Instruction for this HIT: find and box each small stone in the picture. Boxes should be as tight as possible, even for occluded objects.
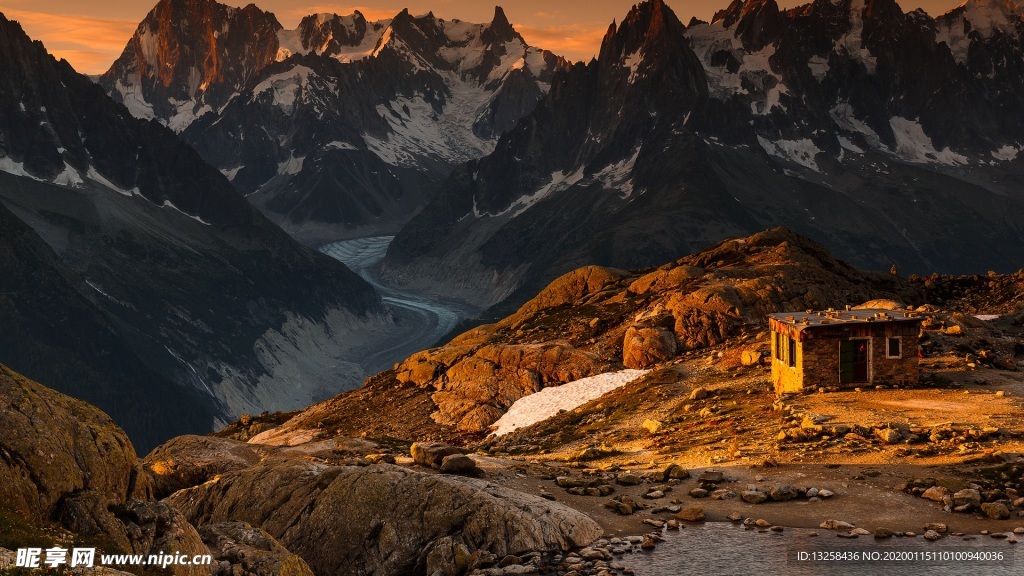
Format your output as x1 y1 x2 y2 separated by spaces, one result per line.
851 528 871 536
689 488 709 498
874 528 894 539
769 485 798 502
616 473 642 486
741 490 768 504
676 507 706 522
641 535 656 549
818 489 835 498
820 520 855 530
643 490 665 499
924 530 942 541
697 470 725 484
924 523 947 534
754 519 772 528
953 488 982 509
921 486 950 502
642 419 663 434
690 387 709 400
982 502 1011 520
726 512 743 522
711 489 736 500
770 525 784 532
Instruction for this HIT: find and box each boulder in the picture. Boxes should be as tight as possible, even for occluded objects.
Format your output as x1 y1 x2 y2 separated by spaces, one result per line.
200 522 314 576
740 350 762 366
0 365 150 519
168 461 602 576
439 454 478 476
952 489 982 509
622 327 677 369
411 442 463 469
653 464 689 482
741 490 768 504
769 485 798 502
676 507 706 522
921 486 950 502
143 435 265 498
981 502 1011 520
874 428 902 444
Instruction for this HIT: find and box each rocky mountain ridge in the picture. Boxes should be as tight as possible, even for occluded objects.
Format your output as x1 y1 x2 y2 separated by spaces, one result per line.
382 0 1024 311
0 12 386 450
102 0 567 242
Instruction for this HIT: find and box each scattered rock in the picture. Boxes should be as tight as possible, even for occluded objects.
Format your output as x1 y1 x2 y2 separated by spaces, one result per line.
874 528 894 539
741 490 768 504
769 485 798 502
952 489 982 509
641 419 663 434
676 507 706 522
981 502 1011 520
921 486 950 502
689 387 709 401
439 454 479 476
410 442 462 469
820 520 855 530
924 530 943 541
623 327 678 369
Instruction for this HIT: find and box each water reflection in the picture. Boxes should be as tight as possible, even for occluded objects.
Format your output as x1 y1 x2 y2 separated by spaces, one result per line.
622 523 1019 576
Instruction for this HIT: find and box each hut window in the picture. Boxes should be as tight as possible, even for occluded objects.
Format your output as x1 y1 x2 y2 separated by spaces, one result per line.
887 337 902 359
788 338 797 368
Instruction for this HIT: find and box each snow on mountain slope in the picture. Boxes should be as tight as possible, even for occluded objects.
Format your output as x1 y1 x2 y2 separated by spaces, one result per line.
105 2 569 242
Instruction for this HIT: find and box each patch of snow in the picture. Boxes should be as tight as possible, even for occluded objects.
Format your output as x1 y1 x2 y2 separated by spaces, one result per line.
161 200 211 225
52 162 83 187
838 136 865 154
220 166 242 181
991 144 1020 160
86 166 137 196
685 23 787 114
624 49 643 83
888 117 967 165
835 0 878 74
252 66 323 114
830 102 883 148
490 369 649 436
277 155 305 175
114 78 155 120
474 166 586 219
0 156 43 181
593 147 641 198
757 136 822 172
325 141 357 150
937 0 1023 64
808 55 830 80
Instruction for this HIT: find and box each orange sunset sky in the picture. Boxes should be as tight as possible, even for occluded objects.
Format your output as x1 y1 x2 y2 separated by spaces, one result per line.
0 0 966 75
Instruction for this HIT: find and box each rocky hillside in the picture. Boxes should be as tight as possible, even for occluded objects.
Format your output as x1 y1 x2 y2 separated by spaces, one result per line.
0 12 386 450
232 228 920 444
382 0 1024 310
102 0 567 242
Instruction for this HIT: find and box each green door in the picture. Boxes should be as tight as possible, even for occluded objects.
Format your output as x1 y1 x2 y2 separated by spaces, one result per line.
840 341 854 384
840 339 869 384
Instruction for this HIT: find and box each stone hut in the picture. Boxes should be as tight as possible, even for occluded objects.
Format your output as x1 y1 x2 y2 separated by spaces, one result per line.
768 308 922 395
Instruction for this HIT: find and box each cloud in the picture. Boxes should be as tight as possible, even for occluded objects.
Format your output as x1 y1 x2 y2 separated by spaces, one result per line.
1 8 137 74
514 22 610 62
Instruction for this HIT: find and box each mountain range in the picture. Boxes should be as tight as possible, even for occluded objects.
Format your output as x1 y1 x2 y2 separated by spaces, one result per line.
101 0 566 242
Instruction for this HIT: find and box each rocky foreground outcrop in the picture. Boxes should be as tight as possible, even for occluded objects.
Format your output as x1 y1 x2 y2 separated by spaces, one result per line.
168 461 602 576
0 364 150 518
